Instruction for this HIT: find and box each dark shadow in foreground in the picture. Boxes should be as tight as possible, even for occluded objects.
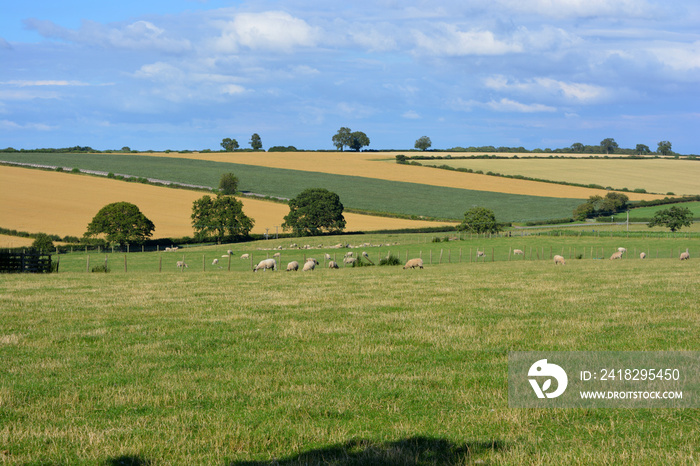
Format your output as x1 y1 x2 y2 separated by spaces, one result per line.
104 455 152 466
231 436 508 466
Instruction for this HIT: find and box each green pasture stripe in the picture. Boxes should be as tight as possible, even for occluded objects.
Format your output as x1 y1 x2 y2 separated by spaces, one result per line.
1 153 582 222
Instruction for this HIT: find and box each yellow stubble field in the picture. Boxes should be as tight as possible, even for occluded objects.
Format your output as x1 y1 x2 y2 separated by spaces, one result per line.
139 151 665 201
0 166 455 246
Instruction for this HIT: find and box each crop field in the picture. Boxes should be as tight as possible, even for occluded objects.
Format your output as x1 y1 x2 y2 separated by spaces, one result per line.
1 233 698 464
0 166 454 246
611 201 700 221
0 155 587 223
418 157 700 196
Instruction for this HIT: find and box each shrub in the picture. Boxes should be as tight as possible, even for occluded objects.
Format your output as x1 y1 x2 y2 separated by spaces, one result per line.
91 264 110 273
379 254 401 266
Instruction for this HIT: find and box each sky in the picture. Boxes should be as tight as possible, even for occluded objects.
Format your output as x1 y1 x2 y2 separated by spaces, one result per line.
1 0 700 153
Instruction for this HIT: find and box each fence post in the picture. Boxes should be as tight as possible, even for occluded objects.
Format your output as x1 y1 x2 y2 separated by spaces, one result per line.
228 254 231 271
124 255 127 273
86 255 90 273
159 255 162 272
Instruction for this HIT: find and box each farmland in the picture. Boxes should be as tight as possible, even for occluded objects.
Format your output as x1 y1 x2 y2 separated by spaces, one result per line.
0 166 455 245
1 236 698 464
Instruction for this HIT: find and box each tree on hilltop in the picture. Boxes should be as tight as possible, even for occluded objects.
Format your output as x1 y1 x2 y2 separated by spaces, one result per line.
84 202 155 248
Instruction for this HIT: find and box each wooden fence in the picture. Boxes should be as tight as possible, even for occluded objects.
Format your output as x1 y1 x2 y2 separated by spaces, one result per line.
0 251 54 273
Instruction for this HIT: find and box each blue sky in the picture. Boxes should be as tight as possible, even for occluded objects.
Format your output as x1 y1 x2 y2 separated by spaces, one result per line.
2 0 699 153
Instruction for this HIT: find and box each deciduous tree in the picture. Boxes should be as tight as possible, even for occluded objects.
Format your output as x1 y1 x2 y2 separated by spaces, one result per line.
84 202 155 248
250 133 263 150
415 136 432 151
218 173 239 195
458 207 501 234
647 206 693 232
657 140 672 156
282 188 346 236
221 138 239 151
191 195 254 243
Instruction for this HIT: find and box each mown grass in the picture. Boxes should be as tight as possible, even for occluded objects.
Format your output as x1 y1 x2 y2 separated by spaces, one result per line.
0 153 582 222
1 237 698 464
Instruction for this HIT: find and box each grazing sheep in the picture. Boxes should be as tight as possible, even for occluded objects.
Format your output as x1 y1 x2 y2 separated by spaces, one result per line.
240 253 250 260
403 258 424 269
227 249 233 255
328 261 339 269
306 258 319 265
610 251 623 260
253 258 277 272
273 252 281 258
165 246 178 252
343 257 357 265
553 255 566 265
212 258 219 265
513 249 524 255
324 253 332 260
302 260 316 271
286 261 299 271
344 251 353 258
176 260 188 268
680 249 690 260
640 252 647 259
617 247 627 253
222 254 230 258
361 251 374 264
477 251 485 258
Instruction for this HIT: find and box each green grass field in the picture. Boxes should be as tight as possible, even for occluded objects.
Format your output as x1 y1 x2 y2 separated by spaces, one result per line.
0 153 582 222
1 234 698 464
616 201 700 221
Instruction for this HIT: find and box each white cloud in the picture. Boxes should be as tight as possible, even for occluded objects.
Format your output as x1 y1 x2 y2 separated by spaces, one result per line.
648 41 700 71
412 25 522 56
484 75 609 103
1 80 90 87
213 11 320 53
487 98 557 113
0 119 54 131
494 0 655 19
402 110 420 119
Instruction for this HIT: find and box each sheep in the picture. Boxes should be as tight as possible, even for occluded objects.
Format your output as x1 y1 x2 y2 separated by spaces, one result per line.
273 252 281 258
640 252 647 259
165 246 178 252
680 249 690 261
343 257 357 265
617 247 627 253
302 260 316 271
553 255 566 265
513 249 524 255
286 261 299 271
253 258 277 272
176 260 188 268
212 258 219 265
361 251 374 264
227 249 233 255
610 251 623 260
403 258 424 269
222 254 230 258
328 260 339 269
477 251 485 258
344 251 354 258
306 258 319 265
324 253 332 261
240 253 250 260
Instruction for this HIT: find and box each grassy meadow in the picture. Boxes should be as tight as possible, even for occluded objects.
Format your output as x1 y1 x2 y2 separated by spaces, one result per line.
1 235 698 464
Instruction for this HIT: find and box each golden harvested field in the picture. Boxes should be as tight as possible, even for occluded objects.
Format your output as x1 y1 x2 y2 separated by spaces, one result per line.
141 151 664 201
0 166 455 246
0 234 34 248
423 157 700 196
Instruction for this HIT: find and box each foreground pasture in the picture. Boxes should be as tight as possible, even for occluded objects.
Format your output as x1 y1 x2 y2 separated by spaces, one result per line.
1 257 698 464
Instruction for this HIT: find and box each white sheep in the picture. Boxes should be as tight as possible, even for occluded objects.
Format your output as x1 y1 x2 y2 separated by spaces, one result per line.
513 249 524 255
324 253 332 261
640 252 647 259
253 258 277 272
212 258 219 265
680 249 690 261
344 251 353 258
302 260 316 271
286 261 299 271
553 255 566 265
618 247 627 253
273 252 281 258
306 258 319 265
477 251 485 258
403 258 424 269
328 260 339 269
343 257 357 266
610 251 623 260
240 253 249 260
227 249 233 255
361 251 374 264
176 260 188 268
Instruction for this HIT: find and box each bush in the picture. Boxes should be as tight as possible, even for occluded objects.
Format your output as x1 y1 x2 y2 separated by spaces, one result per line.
379 254 401 266
91 264 110 273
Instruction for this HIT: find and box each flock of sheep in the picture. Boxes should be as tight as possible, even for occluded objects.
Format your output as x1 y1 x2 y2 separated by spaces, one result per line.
553 247 690 265
173 243 691 270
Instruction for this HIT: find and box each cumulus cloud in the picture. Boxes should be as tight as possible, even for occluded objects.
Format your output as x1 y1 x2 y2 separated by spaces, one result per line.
212 11 320 53
23 18 191 53
412 25 522 56
484 75 609 103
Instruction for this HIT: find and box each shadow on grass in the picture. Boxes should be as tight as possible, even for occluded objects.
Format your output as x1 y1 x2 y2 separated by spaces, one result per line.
231 436 508 466
104 456 152 466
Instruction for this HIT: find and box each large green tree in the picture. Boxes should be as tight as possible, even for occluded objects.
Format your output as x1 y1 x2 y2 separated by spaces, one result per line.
647 206 693 232
573 192 628 220
657 140 673 156
415 136 432 151
282 188 346 236
191 195 254 243
600 138 618 154
332 127 352 151
250 133 263 150
348 131 370 151
458 207 501 234
84 202 155 247
221 138 239 151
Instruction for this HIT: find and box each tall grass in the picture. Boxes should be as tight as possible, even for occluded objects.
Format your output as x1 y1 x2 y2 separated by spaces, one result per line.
1 250 698 464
